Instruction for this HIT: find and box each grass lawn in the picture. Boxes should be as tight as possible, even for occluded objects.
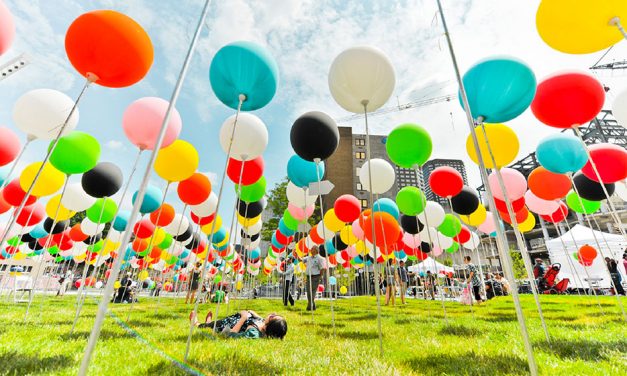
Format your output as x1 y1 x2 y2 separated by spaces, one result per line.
0 293 625 375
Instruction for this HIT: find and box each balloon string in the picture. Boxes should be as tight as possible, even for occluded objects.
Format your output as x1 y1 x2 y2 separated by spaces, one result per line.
541 217 583 297
303 187 315 323
445 197 474 317
550 209 588 296
0 139 32 190
610 17 627 40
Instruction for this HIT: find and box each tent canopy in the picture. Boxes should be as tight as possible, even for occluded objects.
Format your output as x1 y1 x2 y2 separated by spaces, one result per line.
409 257 454 274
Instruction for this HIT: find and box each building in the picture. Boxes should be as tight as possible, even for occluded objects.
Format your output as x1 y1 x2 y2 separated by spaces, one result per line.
421 158 468 209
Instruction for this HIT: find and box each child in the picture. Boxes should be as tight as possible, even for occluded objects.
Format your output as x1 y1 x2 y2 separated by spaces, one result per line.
191 309 287 339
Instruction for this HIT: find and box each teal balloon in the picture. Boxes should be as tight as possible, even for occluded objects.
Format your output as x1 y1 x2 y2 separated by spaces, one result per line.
287 154 324 188
279 218 295 237
209 41 279 111
0 168 8 187
212 228 227 244
113 210 130 231
86 198 117 223
323 240 337 256
249 248 260 259
30 225 47 239
385 123 432 168
536 133 588 174
271 233 284 249
329 276 337 286
235 176 266 203
438 214 462 237
132 185 162 214
460 56 536 123
373 198 399 220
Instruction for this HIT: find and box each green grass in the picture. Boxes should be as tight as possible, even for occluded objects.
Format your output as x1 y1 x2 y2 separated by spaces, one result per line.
0 293 626 375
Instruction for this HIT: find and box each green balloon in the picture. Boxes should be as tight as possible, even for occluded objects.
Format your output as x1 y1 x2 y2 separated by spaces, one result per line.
158 233 173 249
235 176 266 203
54 255 64 263
48 245 60 255
88 240 104 254
385 123 432 168
407 255 417 261
438 214 462 237
445 242 459 253
572 252 579 261
396 186 426 216
213 274 222 284
566 191 600 214
283 209 299 231
7 237 22 247
87 198 117 223
167 255 178 265
137 248 150 257
49 131 101 175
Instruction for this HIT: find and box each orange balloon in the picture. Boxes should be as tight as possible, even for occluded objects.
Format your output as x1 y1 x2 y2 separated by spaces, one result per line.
177 173 212 206
309 226 324 244
149 247 162 259
150 203 175 227
578 244 597 261
132 238 148 253
363 212 400 249
69 223 88 242
65 10 153 88
528 167 571 200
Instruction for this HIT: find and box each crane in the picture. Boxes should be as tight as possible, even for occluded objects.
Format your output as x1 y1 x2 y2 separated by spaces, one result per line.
336 93 455 123
0 53 30 82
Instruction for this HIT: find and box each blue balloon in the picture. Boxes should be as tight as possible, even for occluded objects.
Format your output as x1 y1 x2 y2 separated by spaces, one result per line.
329 276 337 286
132 185 162 214
324 240 337 256
180 249 190 259
209 41 279 111
173 274 179 282
287 155 325 188
0 168 8 187
30 225 48 239
459 56 536 123
249 248 260 260
536 133 588 174
123 247 134 261
271 233 284 249
373 198 400 220
113 210 131 232
395 250 407 260
278 218 295 237
212 228 227 244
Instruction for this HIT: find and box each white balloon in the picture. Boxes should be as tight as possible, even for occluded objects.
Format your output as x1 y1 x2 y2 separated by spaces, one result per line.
190 192 218 217
107 230 123 242
286 181 317 207
81 218 103 236
246 238 261 251
152 260 166 271
13 89 79 139
62 183 96 212
164 214 190 235
359 158 395 194
463 232 481 250
437 232 454 249
524 190 559 215
612 88 627 129
316 221 336 240
242 220 262 235
615 179 627 202
335 251 345 264
219 113 268 161
170 246 185 256
417 201 445 227
328 46 396 113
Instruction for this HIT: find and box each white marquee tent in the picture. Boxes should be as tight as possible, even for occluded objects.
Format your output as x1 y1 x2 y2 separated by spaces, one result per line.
545 225 627 289
409 257 454 274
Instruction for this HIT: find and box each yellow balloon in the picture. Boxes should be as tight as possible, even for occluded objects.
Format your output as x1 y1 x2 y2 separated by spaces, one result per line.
299 263 306 271
355 241 367 255
460 204 487 227
14 252 26 261
138 270 149 281
151 228 166 247
323 209 345 232
154 140 199 182
536 0 627 54
518 212 536 233
114 280 121 289
339 225 358 245
20 162 65 197
238 214 260 227
236 281 243 290
103 241 120 254
215 232 230 248
466 123 519 169
196 250 207 260
201 215 223 235
74 253 86 262
45 195 75 221
339 286 348 294
160 251 171 260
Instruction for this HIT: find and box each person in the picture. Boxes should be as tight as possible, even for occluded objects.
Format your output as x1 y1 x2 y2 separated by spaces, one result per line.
425 271 436 300
191 309 287 339
384 261 397 306
495 273 509 296
606 257 626 296
623 252 627 276
282 256 295 307
302 246 325 311
185 262 202 304
211 286 229 303
397 260 409 304
533 258 546 279
113 272 133 303
464 256 483 303
485 273 503 299
56 269 73 296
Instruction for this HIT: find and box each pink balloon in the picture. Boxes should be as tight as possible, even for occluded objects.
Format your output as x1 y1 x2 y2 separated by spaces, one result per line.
345 245 358 258
351 219 364 240
431 246 443 257
0 1 15 56
0 127 21 167
524 190 559 215
287 203 314 221
488 168 527 201
478 212 496 234
402 232 421 249
122 97 182 150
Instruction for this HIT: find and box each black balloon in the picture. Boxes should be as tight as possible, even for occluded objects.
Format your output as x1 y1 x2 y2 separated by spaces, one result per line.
29 240 44 251
318 244 327 257
419 241 432 253
84 233 102 244
451 186 480 215
43 218 69 234
20 233 35 243
240 229 260 242
184 233 201 250
573 173 615 201
290 111 339 161
237 198 265 218
332 234 348 251
400 214 424 235
81 162 123 198
174 226 193 242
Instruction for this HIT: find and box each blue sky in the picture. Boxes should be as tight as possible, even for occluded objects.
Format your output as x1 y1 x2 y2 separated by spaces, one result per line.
1 0 626 225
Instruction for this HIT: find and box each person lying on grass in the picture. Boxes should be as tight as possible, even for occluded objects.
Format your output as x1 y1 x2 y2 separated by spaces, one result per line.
190 309 287 339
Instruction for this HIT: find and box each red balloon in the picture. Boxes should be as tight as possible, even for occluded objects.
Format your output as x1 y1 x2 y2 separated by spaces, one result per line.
453 225 471 244
494 196 526 213
275 230 291 246
150 203 175 227
334 194 361 223
2 179 36 206
69 223 88 242
0 127 21 167
133 218 155 239
309 227 324 245
429 166 463 198
15 202 44 226
499 208 529 225
192 241 207 255
149 247 161 259
528 167 571 200
531 72 604 128
190 212 215 226
58 237 74 251
226 156 264 186
580 143 627 184
415 250 428 261
363 212 401 249
104 269 111 280
177 173 211 206
540 201 568 223
132 238 149 253
0 193 10 214
38 235 57 249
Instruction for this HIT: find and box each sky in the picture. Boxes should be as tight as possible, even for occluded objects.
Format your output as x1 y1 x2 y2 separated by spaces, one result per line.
1 0 626 226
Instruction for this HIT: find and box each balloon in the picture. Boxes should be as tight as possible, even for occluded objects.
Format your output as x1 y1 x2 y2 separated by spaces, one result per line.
132 185 162 214
362 212 400 249
15 203 44 227
2 179 36 206
0 194 11 214
540 202 569 223
65 10 153 87
49 131 100 175
536 133 588 174
334 195 361 223
531 72 604 128
573 173 615 201
112 211 130 232
286 182 317 207
373 198 400 220
328 46 395 113
287 155 324 188
290 111 339 161
445 242 459 254
190 192 218 217
499 207 529 226
219 113 268 161
478 212 496 234
339 286 348 294
227 156 264 186
488 168 527 201
417 201 445 227
528 167 571 200
69 223 88 242
237 198 265 219
566 191 601 214
322 209 344 232
386 123 432 168
287 203 314 222
13 89 79 140
81 162 123 198
0 0 15 55
81 218 103 236
536 0 627 54
450 187 479 216
61 183 95 211
466 123 519 169
459 204 487 227
438 214 462 237
122 97 181 150
525 190 559 215
396 187 426 216
359 158 395 194
400 214 423 235
235 176 266 203
339 225 358 245
20 162 65 197
164 214 190 235
86 198 117 223
613 88 627 129
155 140 198 182
518 214 536 233
453 226 471 244
495 198 526 218
580 143 627 184
209 41 279 111
428 166 463 198
177 173 211 206
578 244 598 261
133 218 155 239
0 127 20 166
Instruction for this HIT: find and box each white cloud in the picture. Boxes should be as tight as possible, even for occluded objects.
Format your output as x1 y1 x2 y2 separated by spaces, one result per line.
105 140 124 150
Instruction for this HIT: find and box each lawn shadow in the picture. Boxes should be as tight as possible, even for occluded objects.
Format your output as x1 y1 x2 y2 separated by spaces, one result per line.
0 352 71 374
59 329 121 341
479 313 516 323
404 352 528 375
146 360 196 376
192 352 281 376
341 313 378 321
317 328 379 340
536 339 627 361
438 324 481 337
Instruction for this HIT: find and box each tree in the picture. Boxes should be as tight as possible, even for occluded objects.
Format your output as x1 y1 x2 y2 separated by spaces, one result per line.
510 250 527 279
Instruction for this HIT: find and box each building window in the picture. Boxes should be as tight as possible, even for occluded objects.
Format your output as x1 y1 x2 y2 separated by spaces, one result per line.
356 167 361 176
356 183 363 190
355 152 365 159
355 139 365 146
361 199 368 208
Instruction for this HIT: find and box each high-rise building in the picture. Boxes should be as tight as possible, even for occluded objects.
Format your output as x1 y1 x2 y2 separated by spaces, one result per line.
421 159 468 208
